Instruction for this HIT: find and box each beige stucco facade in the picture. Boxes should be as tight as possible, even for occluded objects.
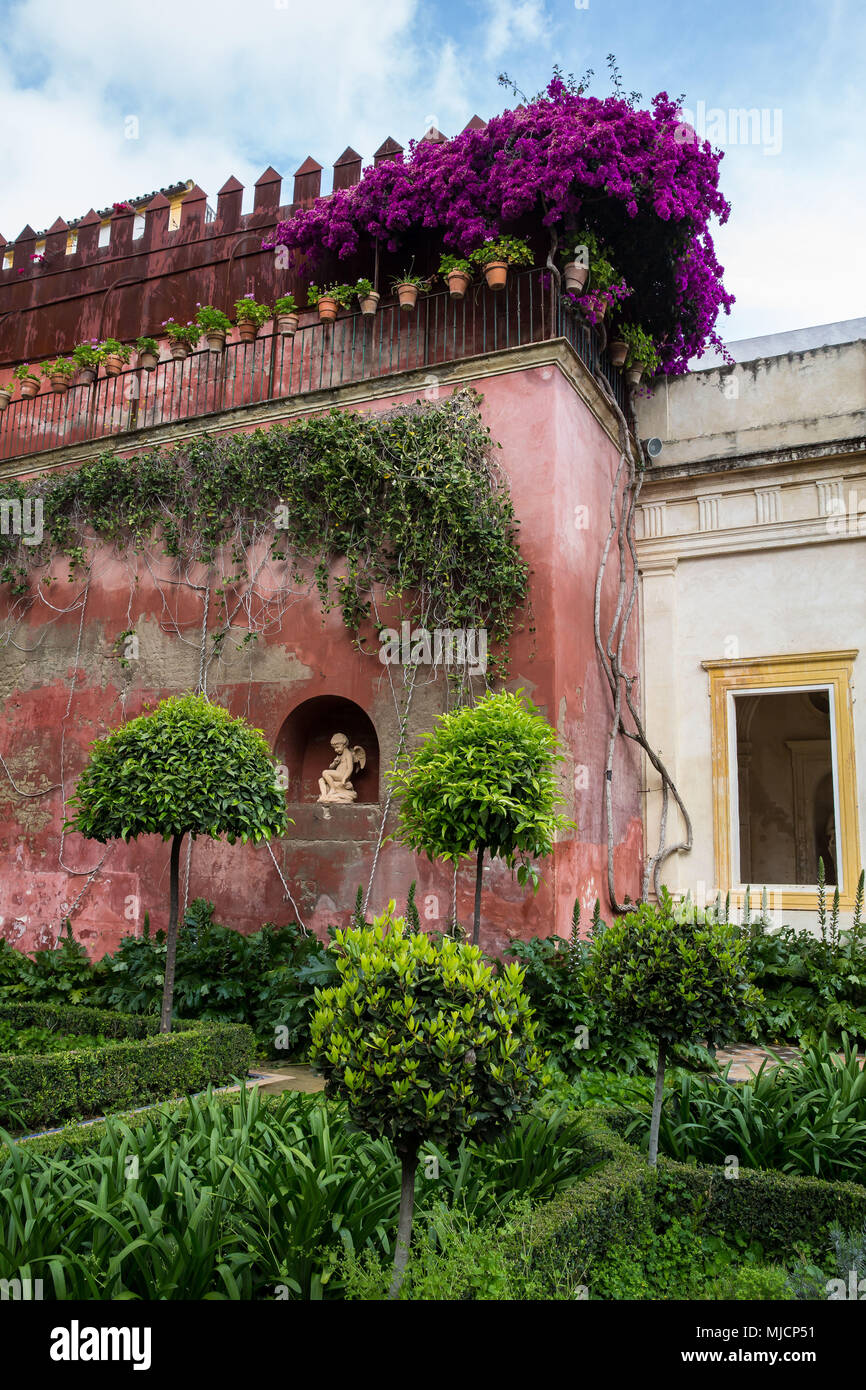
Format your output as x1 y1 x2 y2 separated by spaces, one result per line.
635 321 866 929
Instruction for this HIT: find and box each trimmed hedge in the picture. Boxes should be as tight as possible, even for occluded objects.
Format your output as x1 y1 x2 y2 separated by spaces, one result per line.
520 1109 866 1288
0 1002 255 1132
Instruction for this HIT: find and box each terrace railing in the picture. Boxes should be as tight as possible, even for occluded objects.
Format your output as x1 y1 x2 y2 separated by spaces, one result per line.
0 270 630 465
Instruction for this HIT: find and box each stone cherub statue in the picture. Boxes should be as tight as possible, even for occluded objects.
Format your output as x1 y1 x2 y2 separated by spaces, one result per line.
317 732 366 804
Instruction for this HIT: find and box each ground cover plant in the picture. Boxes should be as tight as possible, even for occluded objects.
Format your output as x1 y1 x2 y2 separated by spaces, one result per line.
0 1087 596 1300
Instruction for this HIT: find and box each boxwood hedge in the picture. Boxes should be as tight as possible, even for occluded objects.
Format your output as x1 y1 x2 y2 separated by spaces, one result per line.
522 1109 866 1289
0 1002 255 1132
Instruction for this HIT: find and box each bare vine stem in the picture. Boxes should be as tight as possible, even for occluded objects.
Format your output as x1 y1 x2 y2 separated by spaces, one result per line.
589 347 693 907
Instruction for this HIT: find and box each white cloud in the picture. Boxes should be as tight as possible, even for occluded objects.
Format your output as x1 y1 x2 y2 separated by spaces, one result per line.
0 0 477 234
481 0 551 65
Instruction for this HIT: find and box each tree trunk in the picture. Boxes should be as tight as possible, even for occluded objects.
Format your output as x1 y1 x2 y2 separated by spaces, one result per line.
472 847 484 946
159 832 184 1034
388 1146 419 1300
648 1037 667 1167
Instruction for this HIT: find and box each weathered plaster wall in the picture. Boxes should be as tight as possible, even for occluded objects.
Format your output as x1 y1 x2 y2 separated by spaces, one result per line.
0 352 642 957
635 326 866 930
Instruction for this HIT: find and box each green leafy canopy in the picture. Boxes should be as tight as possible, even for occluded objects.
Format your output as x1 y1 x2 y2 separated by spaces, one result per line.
388 689 572 882
66 693 289 845
584 888 763 1049
310 904 543 1155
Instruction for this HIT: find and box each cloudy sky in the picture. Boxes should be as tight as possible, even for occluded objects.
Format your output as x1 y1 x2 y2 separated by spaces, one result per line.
2 0 864 343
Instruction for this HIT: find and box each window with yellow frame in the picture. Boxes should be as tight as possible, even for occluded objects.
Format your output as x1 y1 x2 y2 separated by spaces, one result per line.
703 651 861 910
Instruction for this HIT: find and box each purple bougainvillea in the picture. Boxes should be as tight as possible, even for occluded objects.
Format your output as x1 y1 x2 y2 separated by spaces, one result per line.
266 76 734 373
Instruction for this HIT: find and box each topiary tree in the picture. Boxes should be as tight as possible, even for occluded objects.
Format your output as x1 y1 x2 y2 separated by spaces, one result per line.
309 903 543 1297
584 889 762 1165
389 689 571 945
67 693 289 1033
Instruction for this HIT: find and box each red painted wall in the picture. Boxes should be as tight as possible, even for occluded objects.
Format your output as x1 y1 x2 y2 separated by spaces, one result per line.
0 361 641 958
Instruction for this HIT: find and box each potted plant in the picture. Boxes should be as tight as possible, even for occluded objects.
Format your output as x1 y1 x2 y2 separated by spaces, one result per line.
620 323 661 387
608 331 628 368
469 236 533 291
438 254 473 300
0 380 14 411
195 305 232 352
42 357 77 394
354 278 380 317
233 295 272 343
99 339 132 377
274 294 300 335
391 271 431 312
71 341 101 386
136 336 160 371
306 283 354 324
560 228 600 293
13 363 41 399
162 319 200 361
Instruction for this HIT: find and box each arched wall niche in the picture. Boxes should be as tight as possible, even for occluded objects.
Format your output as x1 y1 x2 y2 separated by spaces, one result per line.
275 695 380 804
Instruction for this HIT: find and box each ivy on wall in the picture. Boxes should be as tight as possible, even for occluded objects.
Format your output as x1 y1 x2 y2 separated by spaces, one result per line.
0 389 528 676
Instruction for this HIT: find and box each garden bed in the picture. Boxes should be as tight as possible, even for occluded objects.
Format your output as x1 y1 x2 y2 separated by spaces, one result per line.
0 1001 254 1132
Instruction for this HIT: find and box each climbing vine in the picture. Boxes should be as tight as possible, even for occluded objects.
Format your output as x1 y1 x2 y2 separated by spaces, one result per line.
0 389 528 679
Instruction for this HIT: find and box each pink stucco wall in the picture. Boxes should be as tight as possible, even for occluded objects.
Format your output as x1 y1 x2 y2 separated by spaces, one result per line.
0 358 642 958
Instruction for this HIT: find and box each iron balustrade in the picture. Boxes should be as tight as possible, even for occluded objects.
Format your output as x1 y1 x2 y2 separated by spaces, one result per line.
0 270 631 464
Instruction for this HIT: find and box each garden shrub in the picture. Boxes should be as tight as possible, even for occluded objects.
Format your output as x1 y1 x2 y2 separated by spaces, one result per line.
0 1002 254 1131
310 903 544 1294
0 902 338 1057
583 889 762 1163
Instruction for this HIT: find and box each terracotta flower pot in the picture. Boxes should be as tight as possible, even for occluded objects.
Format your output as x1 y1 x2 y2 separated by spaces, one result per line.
138 352 159 371
317 297 339 323
608 339 628 368
563 261 589 293
277 313 300 335
625 365 644 388
206 330 226 352
237 321 259 343
482 261 509 291
396 282 420 311
50 375 70 394
77 366 97 386
0 389 12 411
20 377 40 398
358 292 380 317
103 353 124 377
445 269 472 300
169 341 191 361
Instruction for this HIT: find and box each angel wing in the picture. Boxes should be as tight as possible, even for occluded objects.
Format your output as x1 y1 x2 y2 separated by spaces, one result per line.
352 745 367 771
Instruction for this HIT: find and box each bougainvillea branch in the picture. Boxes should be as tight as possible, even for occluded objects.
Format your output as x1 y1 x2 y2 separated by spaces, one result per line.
267 74 734 372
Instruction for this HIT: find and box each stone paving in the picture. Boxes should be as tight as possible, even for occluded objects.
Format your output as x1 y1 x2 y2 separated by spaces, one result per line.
712 1043 803 1080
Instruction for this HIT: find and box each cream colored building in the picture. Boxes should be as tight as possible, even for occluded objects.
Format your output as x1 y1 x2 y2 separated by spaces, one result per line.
635 320 866 928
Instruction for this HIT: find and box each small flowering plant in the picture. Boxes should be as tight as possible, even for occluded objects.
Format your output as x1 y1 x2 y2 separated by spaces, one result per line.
438 253 473 277
112 201 134 214
136 336 160 356
233 295 272 327
274 293 298 315
353 278 375 301
98 338 132 362
574 280 632 326
469 236 533 269
161 318 200 347
72 341 101 370
619 323 660 374
42 357 77 379
13 363 40 384
306 283 354 309
194 305 232 334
